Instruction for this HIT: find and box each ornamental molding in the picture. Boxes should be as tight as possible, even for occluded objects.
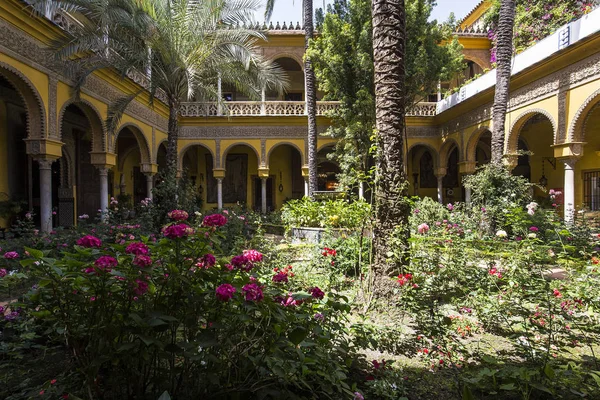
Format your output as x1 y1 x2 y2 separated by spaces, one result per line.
179 125 328 138
0 19 168 133
442 51 600 136
407 126 440 137
569 87 600 142
506 108 558 152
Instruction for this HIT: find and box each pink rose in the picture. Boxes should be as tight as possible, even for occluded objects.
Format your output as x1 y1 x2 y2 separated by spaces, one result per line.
216 284 236 302
77 235 102 248
203 214 227 227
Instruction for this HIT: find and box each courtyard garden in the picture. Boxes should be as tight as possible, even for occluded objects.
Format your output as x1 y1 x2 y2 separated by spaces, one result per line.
1 165 599 400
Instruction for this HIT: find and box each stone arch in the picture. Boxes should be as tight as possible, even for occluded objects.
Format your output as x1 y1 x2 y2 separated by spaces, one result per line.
317 142 336 153
465 125 492 162
178 143 216 171
407 143 440 168
568 88 600 143
155 139 168 164
267 142 305 165
507 108 557 153
0 61 47 140
221 143 260 168
271 53 304 69
59 147 74 188
114 123 152 165
58 99 106 152
439 138 460 169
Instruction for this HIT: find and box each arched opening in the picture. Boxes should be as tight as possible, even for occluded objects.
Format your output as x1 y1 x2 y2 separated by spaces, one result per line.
180 145 213 209
510 112 562 202
157 142 168 172
407 145 437 199
442 59 485 93
475 130 492 166
0 74 46 227
218 144 259 209
59 103 103 223
443 148 460 202
269 57 305 101
317 145 341 191
115 127 145 206
578 103 600 212
268 144 304 207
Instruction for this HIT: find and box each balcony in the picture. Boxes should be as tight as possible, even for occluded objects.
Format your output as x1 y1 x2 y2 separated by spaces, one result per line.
179 101 437 117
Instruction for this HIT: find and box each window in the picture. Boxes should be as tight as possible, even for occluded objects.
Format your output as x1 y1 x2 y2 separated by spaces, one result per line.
284 93 302 101
583 170 600 211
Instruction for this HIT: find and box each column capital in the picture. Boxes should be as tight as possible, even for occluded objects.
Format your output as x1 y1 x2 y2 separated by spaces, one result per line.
560 156 580 169
95 166 109 176
553 142 585 160
90 152 117 168
458 161 477 175
213 168 226 179
434 167 447 178
503 154 519 171
37 158 56 170
24 138 63 158
258 167 270 178
301 166 309 177
141 163 159 175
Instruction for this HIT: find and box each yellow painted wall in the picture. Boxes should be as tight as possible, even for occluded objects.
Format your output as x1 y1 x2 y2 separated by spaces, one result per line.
519 119 563 199
269 145 295 209
116 150 141 200
0 100 8 228
576 110 600 208
222 145 258 209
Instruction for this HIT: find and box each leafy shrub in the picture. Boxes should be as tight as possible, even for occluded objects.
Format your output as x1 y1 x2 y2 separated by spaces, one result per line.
281 198 371 229
0 212 356 399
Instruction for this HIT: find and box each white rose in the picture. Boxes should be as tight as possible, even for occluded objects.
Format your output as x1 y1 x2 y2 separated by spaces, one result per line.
496 230 507 238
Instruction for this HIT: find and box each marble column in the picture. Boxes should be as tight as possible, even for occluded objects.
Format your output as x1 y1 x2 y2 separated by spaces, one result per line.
436 176 444 204
261 177 268 214
304 177 309 197
563 158 578 223
145 174 154 200
217 178 223 210
358 181 364 200
38 159 54 234
465 187 472 205
98 167 109 219
261 87 266 115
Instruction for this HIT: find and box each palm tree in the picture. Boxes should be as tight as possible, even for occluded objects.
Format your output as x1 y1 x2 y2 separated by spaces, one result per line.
265 0 319 196
491 0 516 164
32 0 287 173
371 0 411 294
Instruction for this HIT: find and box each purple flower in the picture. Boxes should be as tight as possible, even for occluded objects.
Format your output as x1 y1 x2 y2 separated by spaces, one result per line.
216 284 236 302
309 286 325 300
229 255 254 272
77 235 102 248
447 203 454 211
196 253 216 269
168 209 189 221
203 214 227 227
162 223 194 239
126 242 149 256
243 249 263 263
0 269 7 278
242 283 264 302
133 279 149 295
3 251 19 259
133 255 152 268
94 256 118 272
529 226 539 232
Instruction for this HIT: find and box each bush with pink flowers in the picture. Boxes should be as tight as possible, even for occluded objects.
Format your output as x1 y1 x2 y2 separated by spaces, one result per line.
0 211 355 399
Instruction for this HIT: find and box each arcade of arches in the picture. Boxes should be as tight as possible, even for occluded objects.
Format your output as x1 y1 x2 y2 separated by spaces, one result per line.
2 0 600 234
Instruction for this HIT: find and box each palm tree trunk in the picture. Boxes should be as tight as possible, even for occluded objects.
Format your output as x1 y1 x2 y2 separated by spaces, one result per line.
166 102 179 176
372 0 410 295
491 0 516 164
304 0 318 196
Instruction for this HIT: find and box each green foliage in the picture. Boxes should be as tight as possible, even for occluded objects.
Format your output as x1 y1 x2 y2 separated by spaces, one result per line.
281 198 371 229
485 0 599 54
0 217 356 399
464 163 534 233
309 0 464 190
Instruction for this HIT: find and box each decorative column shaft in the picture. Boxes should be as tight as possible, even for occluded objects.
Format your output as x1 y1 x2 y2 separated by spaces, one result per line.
562 158 578 223
38 159 54 234
261 87 266 115
261 177 268 214
304 177 309 197
437 176 444 204
98 168 109 219
217 178 223 210
465 187 472 205
358 181 364 200
145 174 154 200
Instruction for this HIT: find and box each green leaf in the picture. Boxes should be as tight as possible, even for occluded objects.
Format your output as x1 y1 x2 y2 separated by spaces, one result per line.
25 247 44 259
157 391 171 400
499 383 516 391
544 363 555 380
462 385 475 400
288 327 308 345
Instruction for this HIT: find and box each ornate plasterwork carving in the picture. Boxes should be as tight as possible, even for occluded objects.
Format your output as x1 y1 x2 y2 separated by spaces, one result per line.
507 108 558 152
0 60 47 140
58 98 106 152
569 87 600 142
48 75 58 138
0 18 168 134
179 125 328 138
407 126 440 137
215 139 221 167
442 51 600 137
260 139 266 166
